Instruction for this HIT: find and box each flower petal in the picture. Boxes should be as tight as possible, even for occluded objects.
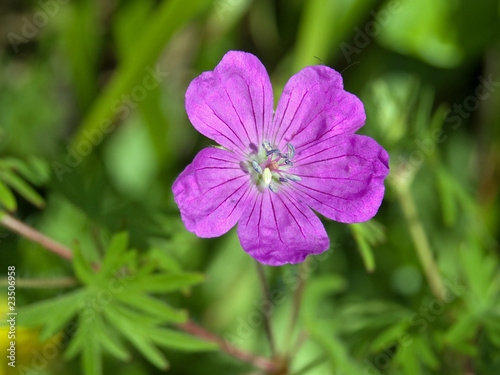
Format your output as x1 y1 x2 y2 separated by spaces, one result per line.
172 147 255 237
185 51 274 154
237 190 329 265
292 134 389 223
271 65 365 150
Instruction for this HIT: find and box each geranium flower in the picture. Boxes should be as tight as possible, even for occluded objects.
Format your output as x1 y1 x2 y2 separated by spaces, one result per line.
173 51 389 266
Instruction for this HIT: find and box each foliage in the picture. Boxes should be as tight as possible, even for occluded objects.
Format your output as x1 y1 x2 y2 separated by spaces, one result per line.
1 0 499 374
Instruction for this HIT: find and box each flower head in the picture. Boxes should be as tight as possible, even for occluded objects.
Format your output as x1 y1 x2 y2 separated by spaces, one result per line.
173 51 389 266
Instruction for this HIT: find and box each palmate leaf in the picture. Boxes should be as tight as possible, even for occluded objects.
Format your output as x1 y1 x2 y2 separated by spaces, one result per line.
129 272 206 293
104 305 170 370
0 156 48 210
114 292 187 323
0 179 16 211
98 231 129 277
144 327 219 352
20 289 87 340
22 231 211 374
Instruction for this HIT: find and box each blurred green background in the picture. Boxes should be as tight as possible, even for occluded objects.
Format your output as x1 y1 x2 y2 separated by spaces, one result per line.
1 0 500 374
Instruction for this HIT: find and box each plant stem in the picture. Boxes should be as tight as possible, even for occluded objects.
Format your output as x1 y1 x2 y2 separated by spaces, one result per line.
1 213 277 372
255 261 277 359
176 320 278 374
284 258 309 352
0 213 73 260
396 186 446 299
0 277 77 288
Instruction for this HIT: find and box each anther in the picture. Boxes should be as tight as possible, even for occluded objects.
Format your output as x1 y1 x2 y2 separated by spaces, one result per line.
252 160 262 174
284 159 293 166
263 141 272 150
285 174 301 182
279 177 288 183
287 143 295 159
268 182 278 193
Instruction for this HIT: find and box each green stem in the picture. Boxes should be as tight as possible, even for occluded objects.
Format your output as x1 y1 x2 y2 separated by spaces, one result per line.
255 261 277 358
397 186 446 299
284 258 310 352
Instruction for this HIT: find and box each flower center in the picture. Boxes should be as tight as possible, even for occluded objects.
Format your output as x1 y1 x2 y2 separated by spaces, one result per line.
246 141 301 193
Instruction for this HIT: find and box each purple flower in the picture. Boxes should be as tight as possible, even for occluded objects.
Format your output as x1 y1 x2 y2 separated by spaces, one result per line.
173 51 389 266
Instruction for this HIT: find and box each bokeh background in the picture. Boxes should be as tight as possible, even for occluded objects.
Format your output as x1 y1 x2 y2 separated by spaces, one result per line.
1 0 500 374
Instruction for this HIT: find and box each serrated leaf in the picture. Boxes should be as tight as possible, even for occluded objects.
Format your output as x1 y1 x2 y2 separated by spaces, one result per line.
398 343 421 375
0 170 45 208
72 242 95 285
115 293 187 323
414 335 439 369
146 327 219 351
64 323 87 360
27 155 51 183
131 273 205 293
0 158 41 185
0 179 16 211
94 315 130 361
309 325 364 375
20 289 86 328
100 231 129 277
83 332 102 375
147 248 182 272
370 320 409 351
445 312 478 346
104 306 169 369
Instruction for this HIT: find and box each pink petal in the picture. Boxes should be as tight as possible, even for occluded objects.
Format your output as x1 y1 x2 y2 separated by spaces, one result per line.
271 65 365 150
292 134 389 223
237 190 329 265
172 147 255 237
185 51 274 155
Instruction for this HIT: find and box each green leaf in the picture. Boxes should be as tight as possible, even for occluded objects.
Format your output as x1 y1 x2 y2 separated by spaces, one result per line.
20 289 86 329
351 223 376 272
94 315 130 361
100 231 129 277
146 327 219 351
115 293 187 323
370 320 409 351
0 170 45 208
146 247 182 272
72 0 212 148
398 343 421 375
414 335 439 369
294 0 376 71
131 273 205 293
72 242 96 285
0 157 48 185
104 306 169 370
0 179 16 211
83 331 102 375
445 312 478 347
